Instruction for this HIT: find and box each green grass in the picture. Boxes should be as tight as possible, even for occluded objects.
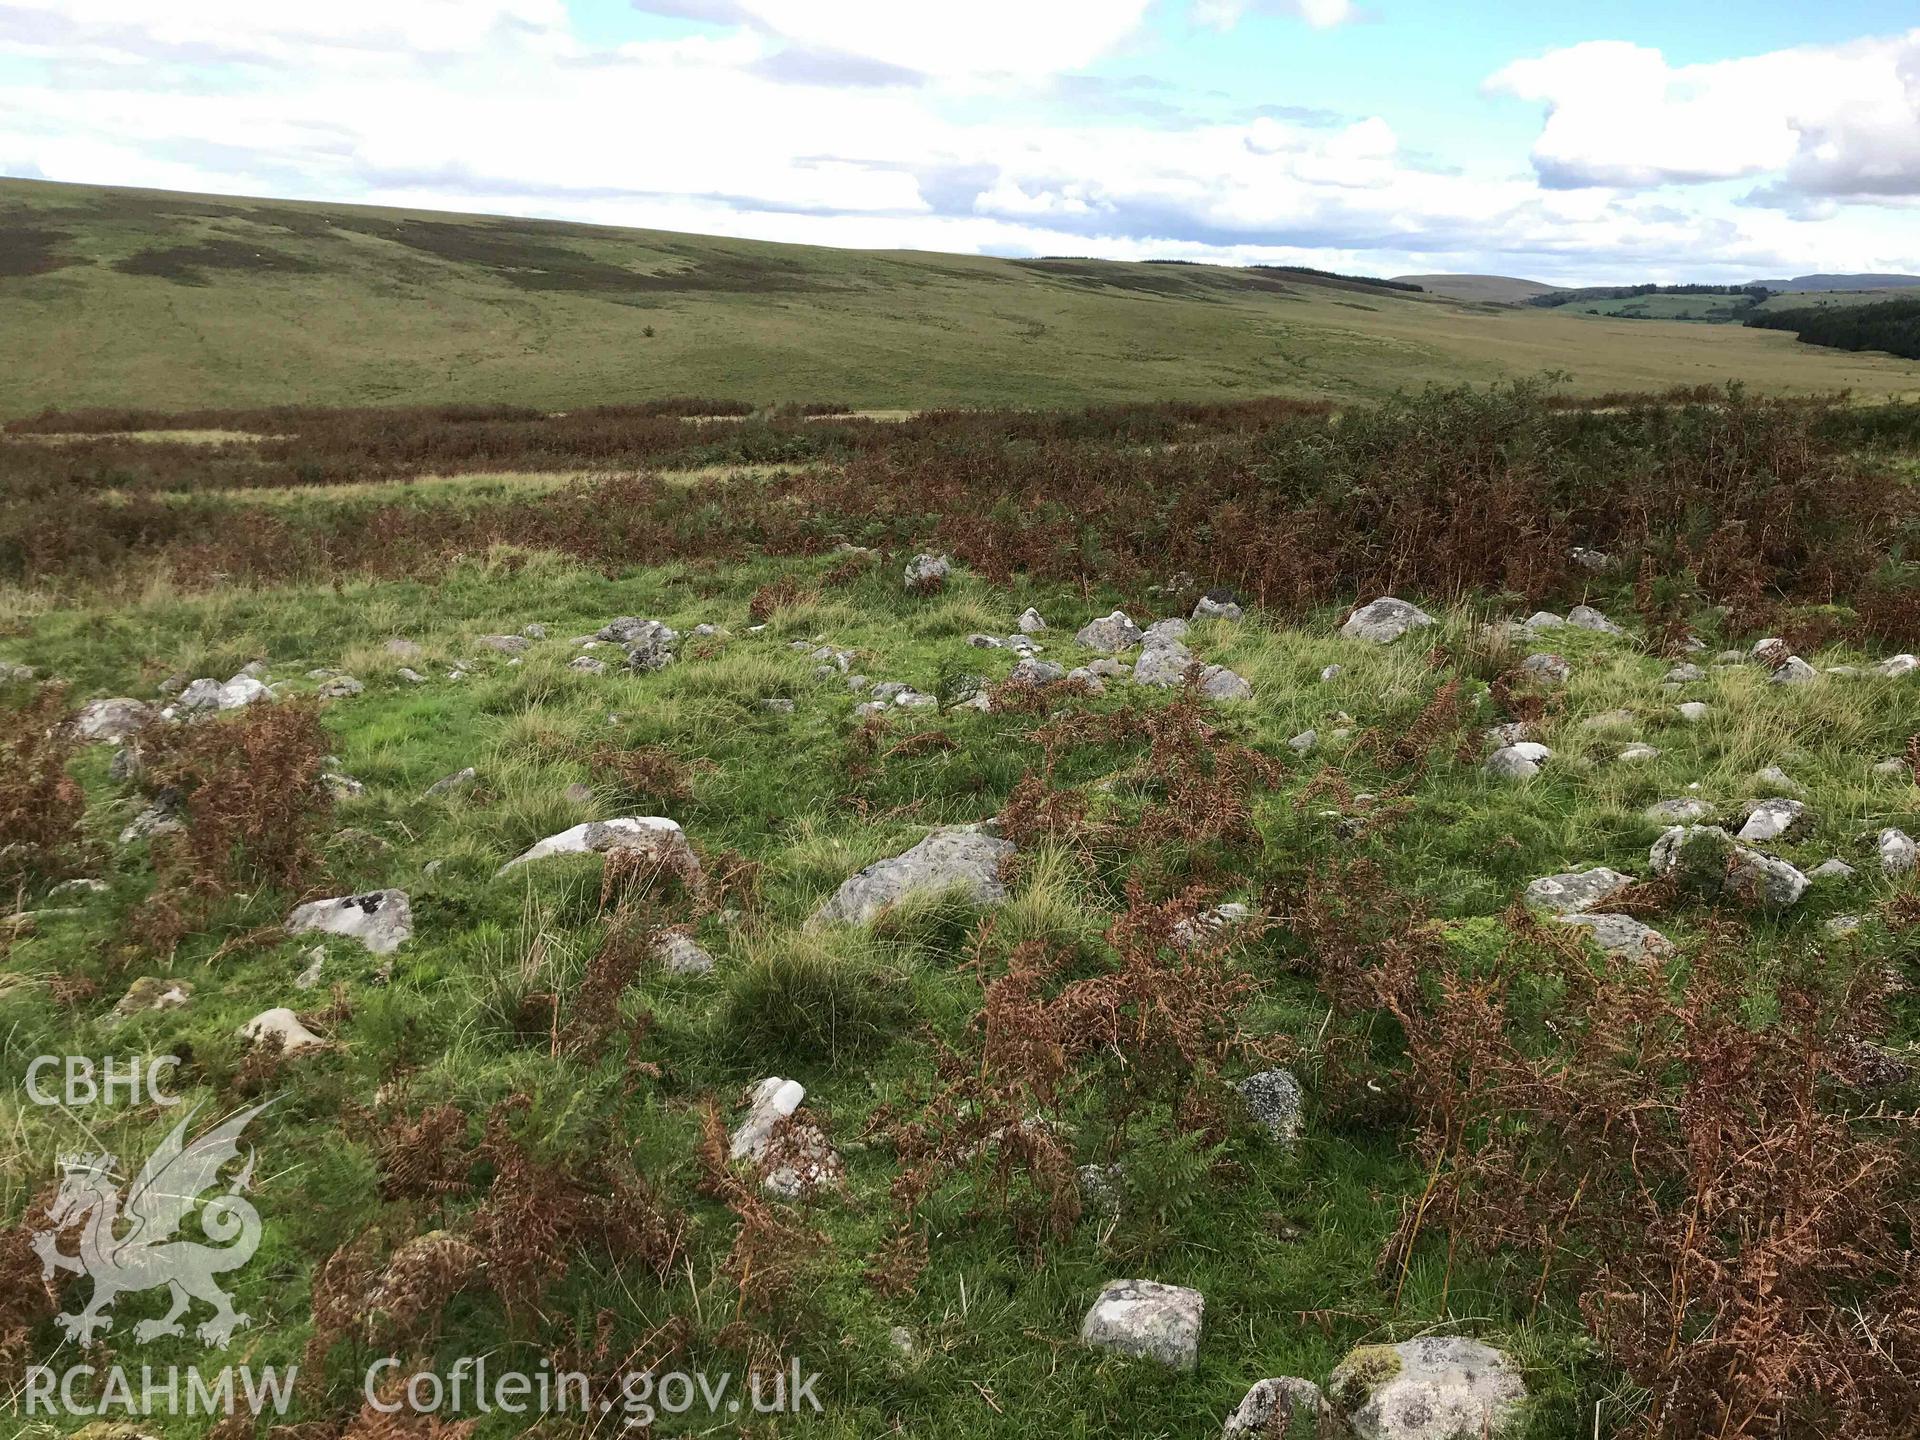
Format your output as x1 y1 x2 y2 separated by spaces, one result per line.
5 534 1919 1435
4 177 1918 418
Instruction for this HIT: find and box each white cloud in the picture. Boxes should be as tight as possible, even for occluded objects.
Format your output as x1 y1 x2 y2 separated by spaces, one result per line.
0 2 1913 282
1489 30 1920 202
1193 0 1358 31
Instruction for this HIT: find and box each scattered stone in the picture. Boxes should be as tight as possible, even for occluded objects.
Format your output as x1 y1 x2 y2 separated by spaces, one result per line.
75 698 155 743
1523 866 1633 914
1872 757 1911 779
568 656 608 675
475 634 527 655
0 659 36 683
424 767 478 799
1579 709 1636 733
1484 742 1552 781
1810 858 1857 883
385 638 424 659
173 678 224 713
1485 722 1533 746
620 622 679 673
1676 701 1710 723
1828 914 1864 937
1017 607 1048 633
813 824 1014 924
1064 667 1106 693
1646 797 1715 824
1873 654 1917 678
1651 826 1808 908
1519 653 1571 684
218 674 270 709
904 553 951 592
108 744 144 782
1076 611 1145 652
239 1007 324 1054
317 676 364 698
1192 590 1244 622
1752 765 1804 794
1340 597 1434 645
1878 828 1916 875
1199 665 1253 701
1522 610 1564 631
1617 744 1660 763
396 667 427 684
294 947 326 990
1170 902 1253 951
1133 639 1194 688
113 977 192 1017
1769 656 1818 685
498 817 700 879
1142 618 1189 648
1555 912 1672 958
49 877 108 899
1079 1280 1204 1371
761 697 796 714
286 890 414 955
656 931 715 975
1737 798 1806 843
119 803 183 845
1571 546 1610 571
1320 663 1343 682
1664 663 1706 683
965 633 1003 649
323 772 365 800
888 1326 916 1357
1236 1068 1302 1144
1567 604 1624 636
1287 729 1318 754
1328 1337 1527 1440
729 1077 841 1198
1009 658 1066 686
1224 1378 1327 1440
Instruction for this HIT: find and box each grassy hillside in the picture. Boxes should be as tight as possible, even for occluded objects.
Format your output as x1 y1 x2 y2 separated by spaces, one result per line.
4 178 1918 416
1391 273 1563 304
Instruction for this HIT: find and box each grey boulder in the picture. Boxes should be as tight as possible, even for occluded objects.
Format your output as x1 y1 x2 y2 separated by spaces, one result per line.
1341 597 1434 645
1328 1337 1527 1440
1079 1279 1203 1370
1523 866 1632 914
813 824 1015 925
286 890 413 955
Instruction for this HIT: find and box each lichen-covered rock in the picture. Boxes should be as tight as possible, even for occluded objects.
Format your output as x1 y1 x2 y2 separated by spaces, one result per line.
1236 1068 1302 1144
1341 597 1434 644
286 889 413 955
475 634 527 655
114 976 192 1017
1518 653 1571 684
1566 604 1624 636
1676 701 1711 723
1650 826 1807 907
1645 797 1715 825
1200 664 1254 701
1484 742 1551 781
1076 611 1145 652
1223 1377 1326 1439
655 930 715 975
1554 912 1672 957
1873 654 1917 678
218 674 270 710
904 553 951 592
1663 663 1706 683
497 816 699 879
75 698 155 743
1192 590 1244 622
1171 901 1253 950
424 766 478 799
1523 867 1633 914
1878 828 1917 875
1132 639 1194 688
1017 607 1048 633
1329 1337 1527 1440
1770 656 1818 685
1079 1279 1204 1370
238 1007 324 1053
729 1076 841 1197
1810 858 1857 883
813 824 1014 924
1737 798 1806 843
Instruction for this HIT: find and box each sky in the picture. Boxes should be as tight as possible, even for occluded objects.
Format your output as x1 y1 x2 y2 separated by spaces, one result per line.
0 1 1916 283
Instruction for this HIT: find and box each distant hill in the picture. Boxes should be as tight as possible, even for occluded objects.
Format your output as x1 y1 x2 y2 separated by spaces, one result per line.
2 177 1916 415
1751 273 1920 293
1392 274 1564 304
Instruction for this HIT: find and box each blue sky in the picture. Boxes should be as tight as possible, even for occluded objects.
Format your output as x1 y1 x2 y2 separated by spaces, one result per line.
1 1 1915 282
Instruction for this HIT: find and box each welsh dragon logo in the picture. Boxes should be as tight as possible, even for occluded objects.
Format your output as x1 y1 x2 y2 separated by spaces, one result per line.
31 1101 272 1349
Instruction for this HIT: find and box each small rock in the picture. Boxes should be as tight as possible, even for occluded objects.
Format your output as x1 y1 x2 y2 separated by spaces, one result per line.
813 824 1014 924
1199 665 1253 701
1810 858 1857 883
1009 658 1066 686
730 1076 841 1197
239 1007 323 1053
385 638 424 659
75 698 155 743
655 930 715 975
1580 708 1636 733
1737 798 1806 843
1076 611 1145 652
1769 656 1818 685
498 817 700 878
1522 611 1564 631
1878 828 1916 875
904 553 951 592
1645 798 1715 825
294 947 326 989
113 976 192 1016
1555 912 1672 957
1663 663 1706 683
1871 757 1910 779
1484 742 1552 781
1523 866 1633 914
1288 729 1318 755
569 656 608 675
475 634 527 655
1224 1378 1327 1440
1567 604 1624 635
1017 607 1048 633
1570 546 1610 571
1676 701 1711 723
424 767 478 799
761 697 796 713
1340 597 1434 645
888 1326 916 1357
286 890 414 955
218 674 270 709
1319 663 1343 682
396 667 427 684
323 772 365 800
1236 1068 1302 1144
1519 653 1571 684
1872 654 1917 678
1328 1337 1526 1440
1651 826 1808 907
1617 744 1660 763
1133 640 1194 688
1192 590 1244 622
1753 765 1804 794
1079 1279 1204 1371
318 676 364 698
